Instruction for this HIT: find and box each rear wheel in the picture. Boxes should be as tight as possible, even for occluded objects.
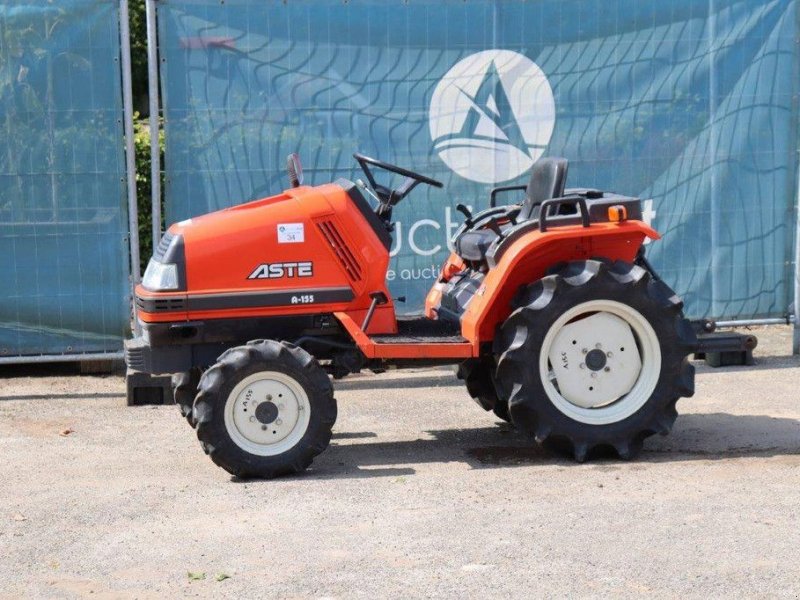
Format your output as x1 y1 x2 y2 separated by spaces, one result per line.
458 359 510 423
194 340 336 479
494 260 695 461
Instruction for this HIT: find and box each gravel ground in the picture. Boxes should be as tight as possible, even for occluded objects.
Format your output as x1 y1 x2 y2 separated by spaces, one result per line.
0 326 798 599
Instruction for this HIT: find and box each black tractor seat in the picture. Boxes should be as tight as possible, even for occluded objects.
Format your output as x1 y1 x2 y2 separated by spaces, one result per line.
454 228 500 262
454 157 568 263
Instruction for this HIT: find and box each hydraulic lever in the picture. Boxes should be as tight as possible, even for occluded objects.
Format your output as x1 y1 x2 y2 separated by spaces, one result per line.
456 203 473 227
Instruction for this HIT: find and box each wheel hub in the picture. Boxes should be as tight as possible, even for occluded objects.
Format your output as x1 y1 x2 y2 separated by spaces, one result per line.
255 401 279 424
223 371 311 455
547 311 643 409
584 348 607 371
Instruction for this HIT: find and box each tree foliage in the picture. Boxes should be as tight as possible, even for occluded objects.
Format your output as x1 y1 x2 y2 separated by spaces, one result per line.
134 114 164 272
129 2 160 269
129 0 149 109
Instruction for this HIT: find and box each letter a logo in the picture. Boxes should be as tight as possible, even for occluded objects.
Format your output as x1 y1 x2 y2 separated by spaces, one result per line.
429 50 555 184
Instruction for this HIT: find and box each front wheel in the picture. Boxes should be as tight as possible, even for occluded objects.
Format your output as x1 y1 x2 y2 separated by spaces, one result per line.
494 260 696 461
194 340 336 479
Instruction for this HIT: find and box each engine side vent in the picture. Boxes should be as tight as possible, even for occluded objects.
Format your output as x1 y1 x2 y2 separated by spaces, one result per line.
317 220 363 282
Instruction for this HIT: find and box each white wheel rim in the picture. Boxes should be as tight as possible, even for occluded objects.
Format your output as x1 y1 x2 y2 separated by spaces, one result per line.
539 300 661 425
223 371 311 456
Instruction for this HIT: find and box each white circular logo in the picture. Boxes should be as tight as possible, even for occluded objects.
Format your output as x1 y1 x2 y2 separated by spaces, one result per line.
429 50 556 184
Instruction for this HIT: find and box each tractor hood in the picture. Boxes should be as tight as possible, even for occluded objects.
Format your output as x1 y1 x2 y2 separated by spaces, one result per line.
135 181 392 325
142 189 303 294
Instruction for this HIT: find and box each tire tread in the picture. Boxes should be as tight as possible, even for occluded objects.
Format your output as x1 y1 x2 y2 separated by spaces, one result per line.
194 340 335 479
495 259 696 461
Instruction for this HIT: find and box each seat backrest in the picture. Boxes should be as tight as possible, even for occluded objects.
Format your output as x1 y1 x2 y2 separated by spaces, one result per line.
519 157 568 220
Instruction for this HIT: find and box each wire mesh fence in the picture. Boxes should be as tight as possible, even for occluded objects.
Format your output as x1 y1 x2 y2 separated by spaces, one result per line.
157 0 799 320
0 1 131 358
0 0 797 363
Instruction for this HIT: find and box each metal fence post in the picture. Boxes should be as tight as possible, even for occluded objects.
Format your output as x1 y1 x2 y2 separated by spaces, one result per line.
146 0 162 253
119 0 141 336
794 172 800 354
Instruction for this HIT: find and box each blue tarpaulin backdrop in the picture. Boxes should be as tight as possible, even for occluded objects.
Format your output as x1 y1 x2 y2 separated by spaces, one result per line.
1 1 797 360
0 1 130 357
158 0 799 320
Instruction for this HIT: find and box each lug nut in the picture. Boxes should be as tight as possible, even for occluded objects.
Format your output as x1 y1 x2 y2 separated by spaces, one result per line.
582 348 588 354
261 425 267 431
606 351 613 358
579 363 586 369
266 394 273 401
595 343 602 349
591 372 598 379
249 416 255 422
275 418 282 426
604 366 610 372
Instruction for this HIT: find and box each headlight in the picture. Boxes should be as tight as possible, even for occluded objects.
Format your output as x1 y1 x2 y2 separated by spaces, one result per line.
142 231 186 291
142 260 179 291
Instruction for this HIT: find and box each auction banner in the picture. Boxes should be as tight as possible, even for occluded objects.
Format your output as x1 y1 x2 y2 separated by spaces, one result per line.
158 0 798 320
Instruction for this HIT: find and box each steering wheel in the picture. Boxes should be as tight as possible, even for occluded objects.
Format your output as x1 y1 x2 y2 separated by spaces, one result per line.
353 153 443 217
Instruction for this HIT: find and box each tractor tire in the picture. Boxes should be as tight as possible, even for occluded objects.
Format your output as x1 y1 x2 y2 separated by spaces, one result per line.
492 399 511 423
494 260 696 461
172 369 201 427
194 340 336 479
458 359 511 423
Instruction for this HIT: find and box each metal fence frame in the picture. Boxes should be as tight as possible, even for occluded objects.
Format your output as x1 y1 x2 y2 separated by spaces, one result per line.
146 0 162 256
120 0 141 338
0 0 140 364
794 173 800 354
5 0 796 364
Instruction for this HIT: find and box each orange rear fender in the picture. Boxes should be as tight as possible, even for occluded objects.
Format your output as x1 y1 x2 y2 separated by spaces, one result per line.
461 221 659 349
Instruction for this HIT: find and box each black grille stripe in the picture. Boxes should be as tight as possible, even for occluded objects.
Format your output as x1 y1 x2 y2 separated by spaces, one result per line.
135 295 187 313
137 287 354 314
187 287 354 311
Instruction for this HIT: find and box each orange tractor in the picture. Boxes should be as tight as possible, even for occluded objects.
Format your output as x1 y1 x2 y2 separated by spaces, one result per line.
126 154 697 478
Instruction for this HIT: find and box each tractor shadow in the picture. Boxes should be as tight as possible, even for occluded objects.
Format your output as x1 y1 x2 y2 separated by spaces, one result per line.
302 412 800 480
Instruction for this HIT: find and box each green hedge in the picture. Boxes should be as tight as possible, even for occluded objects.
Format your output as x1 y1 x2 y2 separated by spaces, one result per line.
134 114 164 273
